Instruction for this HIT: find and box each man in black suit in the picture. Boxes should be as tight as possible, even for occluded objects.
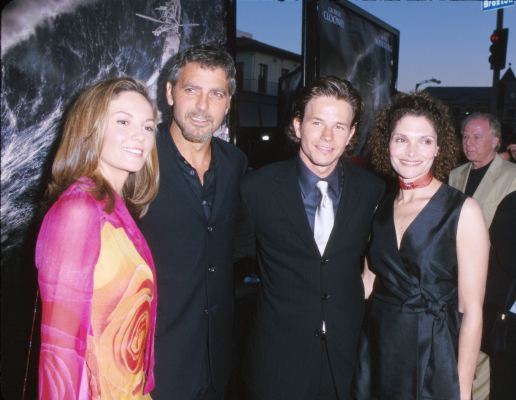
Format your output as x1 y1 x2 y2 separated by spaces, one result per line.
236 77 384 400
140 44 247 400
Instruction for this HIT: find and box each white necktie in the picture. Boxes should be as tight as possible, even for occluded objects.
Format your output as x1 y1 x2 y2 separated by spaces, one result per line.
314 180 334 255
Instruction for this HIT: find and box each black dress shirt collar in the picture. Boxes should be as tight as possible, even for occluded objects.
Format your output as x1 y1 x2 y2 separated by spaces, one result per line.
160 122 217 220
297 156 342 231
298 156 342 201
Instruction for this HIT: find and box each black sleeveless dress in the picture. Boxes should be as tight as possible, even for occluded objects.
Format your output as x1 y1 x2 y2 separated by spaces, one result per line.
354 184 468 400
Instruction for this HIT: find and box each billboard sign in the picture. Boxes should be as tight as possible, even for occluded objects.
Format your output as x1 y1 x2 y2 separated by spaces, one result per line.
304 0 399 155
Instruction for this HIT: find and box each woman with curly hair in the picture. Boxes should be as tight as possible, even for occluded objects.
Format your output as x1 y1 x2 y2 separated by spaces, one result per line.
354 92 489 400
36 77 159 399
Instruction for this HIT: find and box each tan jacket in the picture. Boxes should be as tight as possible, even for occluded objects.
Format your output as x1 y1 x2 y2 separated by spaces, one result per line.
449 154 516 227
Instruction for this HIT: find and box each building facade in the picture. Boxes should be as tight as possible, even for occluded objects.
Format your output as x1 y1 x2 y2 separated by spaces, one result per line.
234 32 301 167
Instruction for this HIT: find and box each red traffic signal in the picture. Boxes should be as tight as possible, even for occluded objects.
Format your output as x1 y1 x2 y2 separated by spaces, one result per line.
489 28 509 70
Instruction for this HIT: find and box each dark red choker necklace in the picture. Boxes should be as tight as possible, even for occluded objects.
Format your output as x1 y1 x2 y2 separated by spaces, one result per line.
398 172 433 190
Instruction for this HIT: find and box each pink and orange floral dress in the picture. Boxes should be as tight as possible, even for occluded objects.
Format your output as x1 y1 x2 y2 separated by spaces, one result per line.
36 178 157 399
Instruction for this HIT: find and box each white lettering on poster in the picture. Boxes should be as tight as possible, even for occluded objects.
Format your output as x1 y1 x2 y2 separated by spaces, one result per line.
323 6 345 29
375 35 392 52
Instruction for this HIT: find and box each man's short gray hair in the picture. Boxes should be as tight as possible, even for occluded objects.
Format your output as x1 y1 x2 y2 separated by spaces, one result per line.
461 112 501 140
166 43 236 96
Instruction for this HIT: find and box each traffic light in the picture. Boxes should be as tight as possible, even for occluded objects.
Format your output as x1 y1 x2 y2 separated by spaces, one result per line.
489 28 509 70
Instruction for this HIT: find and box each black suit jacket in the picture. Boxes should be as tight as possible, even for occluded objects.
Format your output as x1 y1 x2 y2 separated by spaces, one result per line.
483 191 516 354
140 125 247 399
486 191 516 307
236 158 384 400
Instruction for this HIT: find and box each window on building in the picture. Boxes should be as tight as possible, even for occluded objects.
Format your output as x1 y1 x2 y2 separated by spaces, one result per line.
258 63 268 94
281 68 289 76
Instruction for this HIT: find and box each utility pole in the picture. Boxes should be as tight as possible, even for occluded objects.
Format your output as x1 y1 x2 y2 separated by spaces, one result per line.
490 9 503 116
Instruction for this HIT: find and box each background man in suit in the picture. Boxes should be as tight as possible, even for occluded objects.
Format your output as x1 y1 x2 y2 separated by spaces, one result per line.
236 77 384 400
140 44 247 400
449 113 516 227
449 113 516 400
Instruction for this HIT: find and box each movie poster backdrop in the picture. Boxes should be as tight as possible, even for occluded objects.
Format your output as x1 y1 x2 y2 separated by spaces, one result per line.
1 1 230 397
305 0 399 156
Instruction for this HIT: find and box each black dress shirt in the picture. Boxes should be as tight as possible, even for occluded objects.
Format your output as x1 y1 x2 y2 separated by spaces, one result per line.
168 131 216 221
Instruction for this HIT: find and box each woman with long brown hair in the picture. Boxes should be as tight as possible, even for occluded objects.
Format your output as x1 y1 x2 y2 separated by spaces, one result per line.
36 77 159 399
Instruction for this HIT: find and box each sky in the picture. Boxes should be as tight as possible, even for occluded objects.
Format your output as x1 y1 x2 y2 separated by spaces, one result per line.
236 0 516 93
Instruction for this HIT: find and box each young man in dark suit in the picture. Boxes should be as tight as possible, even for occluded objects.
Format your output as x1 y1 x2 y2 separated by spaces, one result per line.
236 77 384 400
140 44 247 400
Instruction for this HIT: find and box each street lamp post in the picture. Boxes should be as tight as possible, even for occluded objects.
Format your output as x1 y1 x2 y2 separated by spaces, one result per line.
415 78 442 92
